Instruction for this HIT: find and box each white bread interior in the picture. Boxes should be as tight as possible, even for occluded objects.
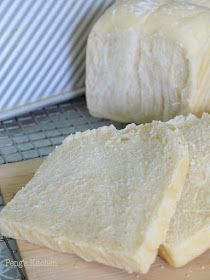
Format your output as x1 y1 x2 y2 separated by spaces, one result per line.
159 113 210 267
0 122 188 273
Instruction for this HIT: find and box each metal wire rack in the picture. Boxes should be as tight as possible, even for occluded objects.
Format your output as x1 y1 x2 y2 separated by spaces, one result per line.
0 235 26 280
0 96 124 164
0 96 124 280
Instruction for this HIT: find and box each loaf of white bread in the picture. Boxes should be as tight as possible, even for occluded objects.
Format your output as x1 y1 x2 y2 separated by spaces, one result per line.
159 113 210 267
0 122 189 274
86 0 210 123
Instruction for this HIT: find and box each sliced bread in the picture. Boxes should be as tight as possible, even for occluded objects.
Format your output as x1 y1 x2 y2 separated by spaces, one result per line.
0 122 189 273
160 113 210 267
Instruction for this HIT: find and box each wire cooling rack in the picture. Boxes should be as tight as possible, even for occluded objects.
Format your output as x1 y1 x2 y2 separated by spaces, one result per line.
0 96 124 164
0 96 124 280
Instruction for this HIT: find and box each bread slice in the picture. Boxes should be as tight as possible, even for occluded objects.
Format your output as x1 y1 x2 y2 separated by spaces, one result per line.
159 113 210 267
0 122 189 274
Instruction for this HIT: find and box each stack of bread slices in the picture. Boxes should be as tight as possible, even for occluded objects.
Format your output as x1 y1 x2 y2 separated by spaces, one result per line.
0 113 209 274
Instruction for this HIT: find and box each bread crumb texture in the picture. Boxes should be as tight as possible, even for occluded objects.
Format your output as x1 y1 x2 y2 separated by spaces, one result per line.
0 122 188 273
160 113 210 267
